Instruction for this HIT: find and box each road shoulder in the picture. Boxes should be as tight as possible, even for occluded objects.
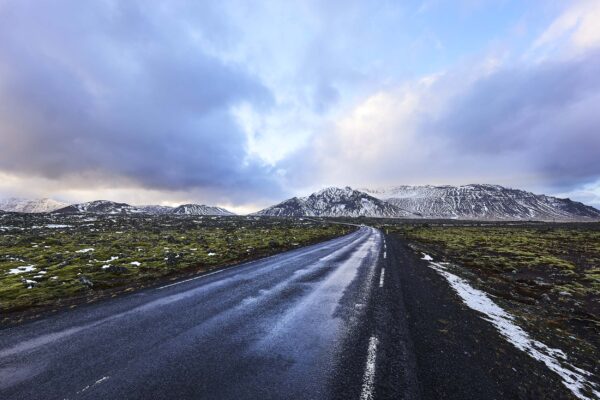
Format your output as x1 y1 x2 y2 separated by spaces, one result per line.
387 234 575 399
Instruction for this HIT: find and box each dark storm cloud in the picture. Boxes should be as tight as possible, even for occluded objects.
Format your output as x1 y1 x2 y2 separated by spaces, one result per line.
430 50 600 190
0 1 280 201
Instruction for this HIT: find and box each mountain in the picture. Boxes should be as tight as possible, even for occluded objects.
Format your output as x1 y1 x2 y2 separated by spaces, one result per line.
171 204 235 216
0 198 68 213
362 184 600 221
255 187 414 218
136 205 174 214
53 201 235 216
53 200 136 214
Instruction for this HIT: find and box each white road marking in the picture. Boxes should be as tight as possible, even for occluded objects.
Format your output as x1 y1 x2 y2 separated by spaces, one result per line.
379 269 385 288
383 251 387 259
360 336 379 400
157 268 227 290
78 376 110 394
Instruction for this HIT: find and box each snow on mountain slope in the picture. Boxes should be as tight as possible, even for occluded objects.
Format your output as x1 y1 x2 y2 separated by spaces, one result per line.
255 187 414 217
0 198 68 213
171 204 235 216
53 200 136 214
362 184 600 221
136 205 174 214
53 201 235 216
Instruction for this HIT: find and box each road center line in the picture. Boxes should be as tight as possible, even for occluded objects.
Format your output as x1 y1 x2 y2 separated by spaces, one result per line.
383 251 387 259
379 268 385 288
360 335 379 400
157 268 228 290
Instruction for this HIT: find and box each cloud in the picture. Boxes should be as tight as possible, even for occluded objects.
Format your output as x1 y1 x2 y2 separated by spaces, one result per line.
533 0 600 54
288 48 600 195
0 1 281 204
0 0 597 210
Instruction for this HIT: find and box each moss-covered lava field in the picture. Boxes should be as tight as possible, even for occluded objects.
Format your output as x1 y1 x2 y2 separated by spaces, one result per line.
0 213 352 323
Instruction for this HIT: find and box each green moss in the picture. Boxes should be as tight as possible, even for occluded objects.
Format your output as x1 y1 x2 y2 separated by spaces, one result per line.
0 215 352 313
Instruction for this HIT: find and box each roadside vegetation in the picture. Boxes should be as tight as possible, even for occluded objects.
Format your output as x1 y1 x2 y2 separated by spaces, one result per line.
384 221 599 378
0 213 352 323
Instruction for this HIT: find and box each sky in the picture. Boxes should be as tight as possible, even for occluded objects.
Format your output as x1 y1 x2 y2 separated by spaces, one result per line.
0 0 599 213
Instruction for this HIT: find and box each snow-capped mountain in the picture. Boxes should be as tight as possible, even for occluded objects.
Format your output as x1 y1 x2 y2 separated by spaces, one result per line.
171 204 235 216
53 200 235 216
136 205 174 214
0 198 68 213
361 184 600 221
53 200 136 214
255 187 414 218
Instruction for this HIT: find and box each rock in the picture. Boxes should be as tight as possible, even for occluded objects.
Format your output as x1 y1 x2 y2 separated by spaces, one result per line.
165 253 178 266
540 293 551 302
21 278 38 288
105 265 129 274
79 275 94 288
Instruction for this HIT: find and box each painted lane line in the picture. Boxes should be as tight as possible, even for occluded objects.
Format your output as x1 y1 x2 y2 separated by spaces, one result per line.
383 251 387 259
78 376 110 394
379 268 385 288
157 268 228 290
359 336 379 400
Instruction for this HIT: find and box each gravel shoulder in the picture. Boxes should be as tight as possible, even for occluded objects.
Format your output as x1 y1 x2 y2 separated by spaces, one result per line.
386 233 577 399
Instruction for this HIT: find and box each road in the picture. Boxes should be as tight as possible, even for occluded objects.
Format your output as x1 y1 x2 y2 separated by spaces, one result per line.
0 226 579 399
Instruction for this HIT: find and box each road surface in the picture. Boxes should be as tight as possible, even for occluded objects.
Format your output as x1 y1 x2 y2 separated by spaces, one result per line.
0 226 578 399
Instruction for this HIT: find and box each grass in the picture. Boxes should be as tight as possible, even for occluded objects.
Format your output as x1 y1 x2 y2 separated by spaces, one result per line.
393 224 600 296
0 213 352 319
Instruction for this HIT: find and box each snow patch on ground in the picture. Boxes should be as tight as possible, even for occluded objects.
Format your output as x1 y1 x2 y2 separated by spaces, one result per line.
23 279 37 288
98 256 118 263
76 248 95 253
8 265 36 275
422 254 600 400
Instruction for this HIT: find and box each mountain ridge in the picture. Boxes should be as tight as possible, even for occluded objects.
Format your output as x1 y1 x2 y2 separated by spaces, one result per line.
254 186 416 218
51 200 236 216
360 184 600 221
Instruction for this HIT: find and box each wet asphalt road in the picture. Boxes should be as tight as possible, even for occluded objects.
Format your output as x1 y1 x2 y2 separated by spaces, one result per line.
0 226 577 399
0 226 389 400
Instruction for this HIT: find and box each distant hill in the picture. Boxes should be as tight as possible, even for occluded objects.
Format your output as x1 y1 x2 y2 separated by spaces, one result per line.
171 204 235 216
0 198 68 213
52 200 235 216
53 200 135 214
